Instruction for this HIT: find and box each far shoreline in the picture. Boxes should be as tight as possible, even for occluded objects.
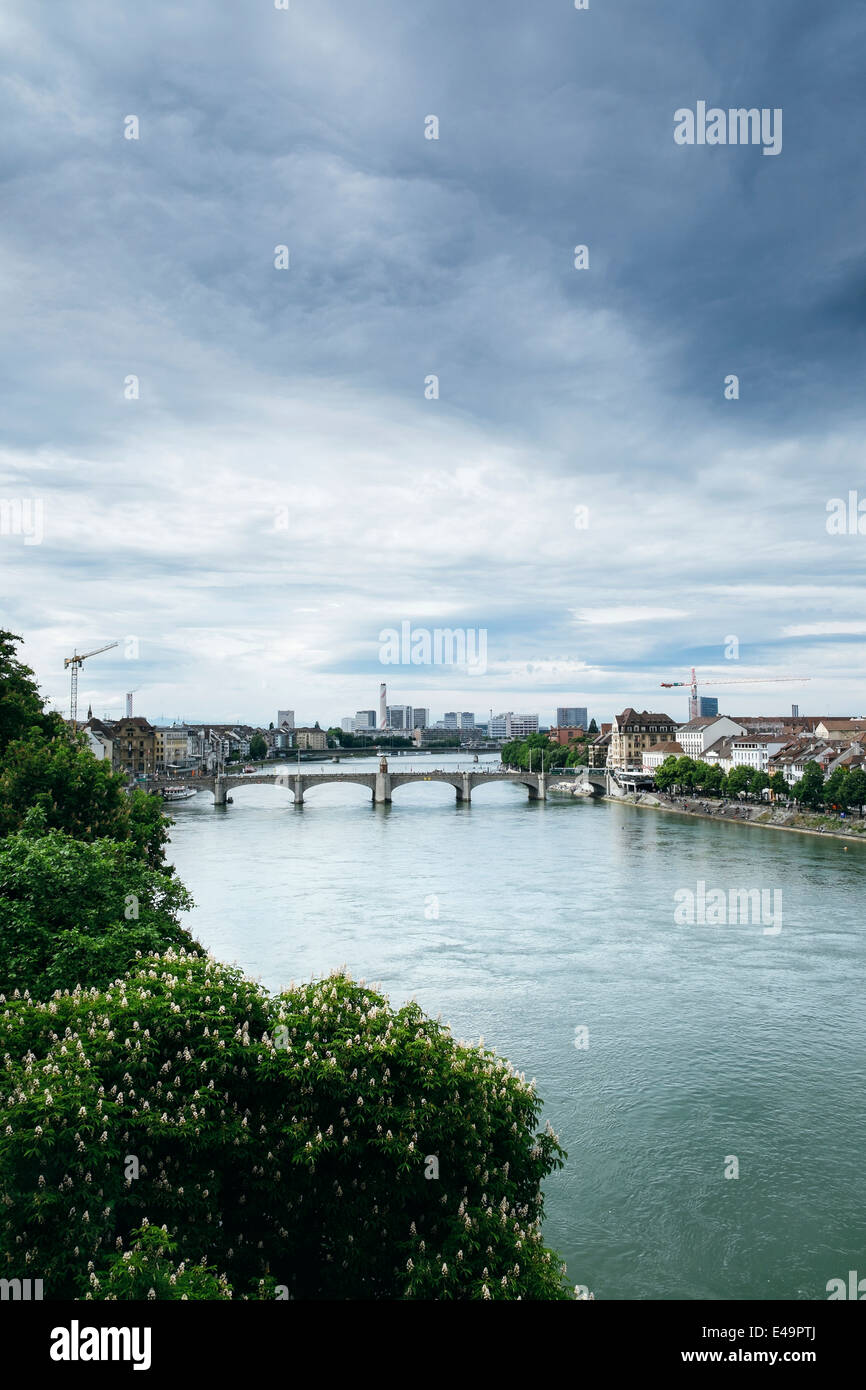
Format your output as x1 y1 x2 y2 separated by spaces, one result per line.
596 790 866 846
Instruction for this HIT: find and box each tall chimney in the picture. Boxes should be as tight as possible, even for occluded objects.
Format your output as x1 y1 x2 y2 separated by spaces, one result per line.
126 692 133 717
379 682 387 729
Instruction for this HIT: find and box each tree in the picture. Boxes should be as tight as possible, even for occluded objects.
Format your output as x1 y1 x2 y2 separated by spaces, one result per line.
653 756 678 792
0 955 573 1301
792 761 825 810
725 765 753 798
769 771 788 799
249 733 267 761
0 813 197 998
749 770 770 798
846 767 866 814
0 732 168 866
587 718 598 735
0 630 64 758
92 1224 235 1301
822 767 851 812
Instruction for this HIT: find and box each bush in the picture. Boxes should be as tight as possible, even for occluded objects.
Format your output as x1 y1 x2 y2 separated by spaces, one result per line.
0 954 571 1300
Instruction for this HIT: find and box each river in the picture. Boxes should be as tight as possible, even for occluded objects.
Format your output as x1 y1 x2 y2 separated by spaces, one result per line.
165 751 866 1301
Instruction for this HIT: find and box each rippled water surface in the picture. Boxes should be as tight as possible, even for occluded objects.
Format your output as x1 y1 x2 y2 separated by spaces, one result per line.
165 753 866 1300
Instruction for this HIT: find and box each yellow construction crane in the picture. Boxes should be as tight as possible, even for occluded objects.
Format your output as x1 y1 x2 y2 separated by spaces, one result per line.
64 641 119 729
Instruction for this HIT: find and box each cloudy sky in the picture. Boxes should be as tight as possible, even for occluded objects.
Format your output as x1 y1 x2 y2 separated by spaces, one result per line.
1 0 864 727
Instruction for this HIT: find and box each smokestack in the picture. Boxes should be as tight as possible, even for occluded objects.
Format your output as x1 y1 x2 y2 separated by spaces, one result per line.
125 692 133 717
379 682 387 729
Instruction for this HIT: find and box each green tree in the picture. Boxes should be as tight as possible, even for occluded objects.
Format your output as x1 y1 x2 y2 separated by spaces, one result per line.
0 956 573 1301
90 1225 234 1301
248 733 267 761
846 767 866 814
587 718 598 735
0 630 64 758
725 765 753 798
792 761 825 810
0 814 197 998
654 756 678 792
769 771 788 799
0 733 168 866
749 770 770 798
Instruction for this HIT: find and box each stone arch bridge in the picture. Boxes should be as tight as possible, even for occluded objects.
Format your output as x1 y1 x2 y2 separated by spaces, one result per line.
183 766 610 807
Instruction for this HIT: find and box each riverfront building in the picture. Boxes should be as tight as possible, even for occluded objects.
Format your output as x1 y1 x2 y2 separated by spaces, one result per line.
111 716 157 778
677 715 745 759
607 709 678 769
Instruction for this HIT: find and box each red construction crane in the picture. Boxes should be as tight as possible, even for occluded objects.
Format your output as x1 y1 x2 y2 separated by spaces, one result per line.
661 668 811 720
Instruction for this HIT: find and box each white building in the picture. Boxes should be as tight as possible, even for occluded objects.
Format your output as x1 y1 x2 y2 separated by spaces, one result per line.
705 733 789 774
677 715 745 759
490 712 540 739
340 717 355 734
642 741 684 771
277 710 294 730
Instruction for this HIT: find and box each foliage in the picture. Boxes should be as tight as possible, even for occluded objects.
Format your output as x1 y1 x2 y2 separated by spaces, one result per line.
0 957 572 1301
0 630 65 758
791 761 826 810
0 816 198 998
89 1224 233 1301
0 732 170 868
769 771 789 798
248 733 267 761
502 732 588 774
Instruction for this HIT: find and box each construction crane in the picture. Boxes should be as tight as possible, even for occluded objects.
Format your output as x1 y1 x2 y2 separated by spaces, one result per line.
661 667 811 720
64 642 119 729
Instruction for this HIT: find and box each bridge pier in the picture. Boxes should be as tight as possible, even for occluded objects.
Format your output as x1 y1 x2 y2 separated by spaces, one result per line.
294 776 304 805
213 776 227 807
527 772 547 801
374 772 392 804
456 773 472 803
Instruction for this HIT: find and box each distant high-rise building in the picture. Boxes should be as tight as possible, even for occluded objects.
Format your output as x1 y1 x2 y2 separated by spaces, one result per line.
412 707 429 729
340 717 354 733
443 712 458 729
557 706 587 729
277 709 295 730
459 712 475 729
489 712 539 739
792 704 799 718
354 710 376 730
695 697 718 717
386 704 413 731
